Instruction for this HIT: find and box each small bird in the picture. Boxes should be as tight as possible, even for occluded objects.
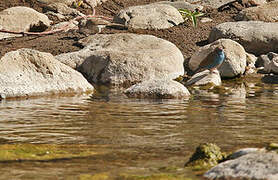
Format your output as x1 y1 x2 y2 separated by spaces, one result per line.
78 18 127 36
194 47 225 74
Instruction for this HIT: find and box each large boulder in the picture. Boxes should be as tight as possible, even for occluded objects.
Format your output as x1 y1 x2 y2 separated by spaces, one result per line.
0 6 51 40
235 1 278 22
209 21 278 55
124 79 190 99
189 39 246 78
204 151 278 180
113 4 184 29
0 49 94 99
56 33 184 86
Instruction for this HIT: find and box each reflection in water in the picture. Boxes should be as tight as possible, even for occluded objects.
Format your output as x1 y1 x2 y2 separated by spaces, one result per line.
0 84 278 179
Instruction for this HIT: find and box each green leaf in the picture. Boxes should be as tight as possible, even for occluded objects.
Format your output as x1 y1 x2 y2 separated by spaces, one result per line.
192 15 197 27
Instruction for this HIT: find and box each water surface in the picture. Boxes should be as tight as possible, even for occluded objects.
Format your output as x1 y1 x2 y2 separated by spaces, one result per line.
0 82 278 179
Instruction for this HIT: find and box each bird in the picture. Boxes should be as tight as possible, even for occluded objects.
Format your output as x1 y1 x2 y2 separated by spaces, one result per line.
78 18 127 36
193 47 225 74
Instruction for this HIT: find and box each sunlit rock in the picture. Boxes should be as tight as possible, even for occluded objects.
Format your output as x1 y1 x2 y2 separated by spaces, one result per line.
56 33 184 86
209 21 278 55
185 70 221 86
113 4 184 29
204 151 278 180
0 49 94 99
189 39 246 78
0 6 51 40
124 79 190 99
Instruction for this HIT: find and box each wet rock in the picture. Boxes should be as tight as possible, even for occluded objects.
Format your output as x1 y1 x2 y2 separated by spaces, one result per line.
261 74 278 84
185 70 221 86
189 39 246 78
226 148 260 160
185 143 225 169
155 1 203 11
124 79 190 99
113 4 184 29
0 6 51 40
235 1 278 22
0 49 94 99
246 53 257 74
204 151 278 180
264 56 278 74
209 21 278 55
44 3 84 20
56 33 184 85
256 52 278 68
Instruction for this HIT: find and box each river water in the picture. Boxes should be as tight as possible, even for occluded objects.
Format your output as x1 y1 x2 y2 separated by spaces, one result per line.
0 81 278 179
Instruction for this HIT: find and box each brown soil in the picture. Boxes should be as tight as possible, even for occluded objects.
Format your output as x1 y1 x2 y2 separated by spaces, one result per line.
0 0 241 59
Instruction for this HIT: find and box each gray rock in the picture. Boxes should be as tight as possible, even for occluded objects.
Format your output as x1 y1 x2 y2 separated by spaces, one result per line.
256 52 278 68
181 0 235 9
189 39 246 78
235 1 278 22
44 2 84 20
56 33 184 85
185 70 221 86
209 21 278 55
0 49 94 99
113 4 184 29
155 1 203 11
204 152 278 180
264 56 278 74
124 79 190 99
0 6 51 40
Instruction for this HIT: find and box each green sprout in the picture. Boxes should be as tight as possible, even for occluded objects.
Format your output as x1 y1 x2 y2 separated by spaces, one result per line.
178 9 204 27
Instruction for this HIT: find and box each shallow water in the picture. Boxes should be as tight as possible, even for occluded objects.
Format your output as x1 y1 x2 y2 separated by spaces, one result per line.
0 82 278 179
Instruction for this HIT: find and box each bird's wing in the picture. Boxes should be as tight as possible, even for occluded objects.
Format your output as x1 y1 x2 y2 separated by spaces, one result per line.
198 50 217 69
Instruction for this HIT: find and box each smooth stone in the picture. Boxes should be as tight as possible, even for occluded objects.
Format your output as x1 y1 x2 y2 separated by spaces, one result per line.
155 1 203 11
124 79 190 99
189 39 246 78
43 2 84 19
235 1 278 22
204 151 278 180
56 33 184 85
0 6 51 40
113 4 184 29
185 69 221 86
0 49 94 99
209 21 278 55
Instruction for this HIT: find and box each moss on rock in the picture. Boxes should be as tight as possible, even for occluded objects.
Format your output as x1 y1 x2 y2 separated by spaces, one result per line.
185 143 226 170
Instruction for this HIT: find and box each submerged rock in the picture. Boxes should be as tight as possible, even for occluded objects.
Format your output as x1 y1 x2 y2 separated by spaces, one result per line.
209 21 278 55
113 4 184 29
0 6 51 40
56 33 184 86
0 49 94 99
185 143 225 169
189 39 246 78
124 79 190 99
